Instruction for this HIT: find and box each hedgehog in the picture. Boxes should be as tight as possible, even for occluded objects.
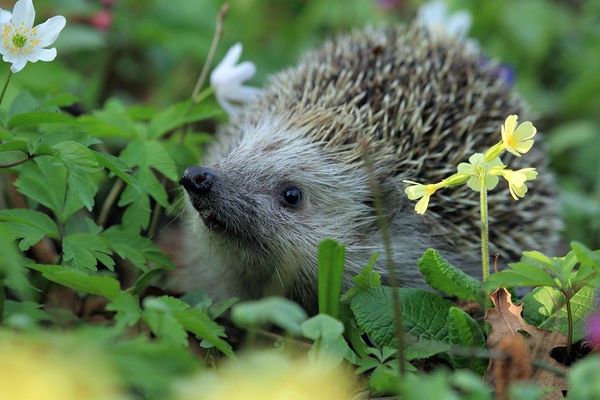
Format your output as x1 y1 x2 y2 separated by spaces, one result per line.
174 25 560 311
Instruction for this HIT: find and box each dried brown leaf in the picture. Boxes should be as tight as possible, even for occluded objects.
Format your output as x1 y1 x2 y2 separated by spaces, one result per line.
485 288 568 399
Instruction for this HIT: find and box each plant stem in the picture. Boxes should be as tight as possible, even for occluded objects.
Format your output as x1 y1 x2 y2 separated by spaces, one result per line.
148 177 167 239
361 140 405 376
0 155 32 168
480 176 490 282
97 179 124 227
191 4 229 102
0 278 4 324
563 290 573 362
0 70 13 106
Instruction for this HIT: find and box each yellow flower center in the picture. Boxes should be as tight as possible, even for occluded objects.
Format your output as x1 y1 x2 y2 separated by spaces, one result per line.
2 24 40 55
12 33 27 48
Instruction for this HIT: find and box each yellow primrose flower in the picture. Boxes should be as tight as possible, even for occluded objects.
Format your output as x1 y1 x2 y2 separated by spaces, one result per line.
0 330 127 400
501 168 538 200
456 153 505 192
404 180 442 214
174 350 358 400
501 115 537 157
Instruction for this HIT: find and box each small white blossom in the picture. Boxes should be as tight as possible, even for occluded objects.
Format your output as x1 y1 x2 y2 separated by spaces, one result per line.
416 1 476 47
0 0 66 73
210 43 261 118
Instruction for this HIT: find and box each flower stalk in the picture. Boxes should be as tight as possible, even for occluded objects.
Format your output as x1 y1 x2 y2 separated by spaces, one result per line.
480 175 490 281
0 70 12 106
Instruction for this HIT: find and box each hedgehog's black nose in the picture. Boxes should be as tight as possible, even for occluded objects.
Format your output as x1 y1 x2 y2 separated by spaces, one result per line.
180 166 214 195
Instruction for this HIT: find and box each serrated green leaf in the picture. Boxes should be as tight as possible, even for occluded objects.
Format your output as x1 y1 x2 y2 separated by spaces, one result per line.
350 287 453 348
231 296 308 336
0 209 59 251
318 238 345 318
94 152 137 187
486 261 558 289
173 307 234 357
3 300 50 327
522 285 596 341
142 308 188 347
447 306 486 373
107 292 141 330
0 225 33 299
101 228 147 271
119 185 151 232
65 169 98 212
121 140 178 181
15 157 69 221
418 249 483 301
571 241 600 268
28 263 121 300
62 233 115 271
53 141 100 173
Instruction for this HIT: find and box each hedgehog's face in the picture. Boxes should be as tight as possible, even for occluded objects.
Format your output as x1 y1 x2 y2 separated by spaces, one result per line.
180 119 377 281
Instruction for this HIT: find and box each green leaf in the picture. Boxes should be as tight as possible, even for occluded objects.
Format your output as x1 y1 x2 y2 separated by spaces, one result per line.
566 355 600 400
53 141 99 171
94 152 137 187
447 306 486 373
341 254 381 302
3 300 51 328
231 296 308 336
15 157 69 221
28 264 121 300
350 287 453 348
118 184 151 232
120 140 178 181
301 314 352 365
486 261 557 289
107 292 142 330
62 233 115 271
404 339 451 361
147 100 222 139
102 228 175 271
418 249 483 301
142 305 188 347
8 111 74 128
0 225 33 300
318 238 346 318
173 307 234 357
571 241 600 268
0 209 59 251
522 285 597 341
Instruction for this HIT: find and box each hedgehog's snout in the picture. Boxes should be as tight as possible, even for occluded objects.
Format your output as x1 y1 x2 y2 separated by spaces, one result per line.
180 166 215 196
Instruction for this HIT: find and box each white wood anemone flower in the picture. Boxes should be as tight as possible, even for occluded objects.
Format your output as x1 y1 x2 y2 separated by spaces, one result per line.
210 43 261 118
416 0 472 40
0 0 66 73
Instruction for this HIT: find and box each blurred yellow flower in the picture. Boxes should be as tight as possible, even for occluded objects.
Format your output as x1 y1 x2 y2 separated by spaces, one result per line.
174 350 359 400
404 180 443 214
0 330 126 400
501 115 537 157
501 168 538 200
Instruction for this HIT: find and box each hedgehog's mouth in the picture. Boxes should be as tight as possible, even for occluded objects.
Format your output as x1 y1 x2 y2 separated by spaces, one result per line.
199 211 229 235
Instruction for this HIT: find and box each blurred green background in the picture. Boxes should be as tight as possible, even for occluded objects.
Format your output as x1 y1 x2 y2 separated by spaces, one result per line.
3 0 599 247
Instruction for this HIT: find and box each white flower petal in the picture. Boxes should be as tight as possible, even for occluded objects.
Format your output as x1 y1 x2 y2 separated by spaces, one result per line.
0 10 12 24
10 58 27 73
221 85 261 103
445 11 471 39
217 43 242 70
11 0 35 29
224 61 256 84
417 1 446 27
35 15 66 47
215 95 238 118
27 47 56 62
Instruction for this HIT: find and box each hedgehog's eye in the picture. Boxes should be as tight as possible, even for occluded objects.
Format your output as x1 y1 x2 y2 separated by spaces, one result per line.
279 186 302 208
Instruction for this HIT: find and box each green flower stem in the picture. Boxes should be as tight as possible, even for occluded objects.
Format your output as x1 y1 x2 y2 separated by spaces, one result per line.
0 70 13 106
480 175 490 282
562 290 573 362
194 87 214 104
0 277 4 324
